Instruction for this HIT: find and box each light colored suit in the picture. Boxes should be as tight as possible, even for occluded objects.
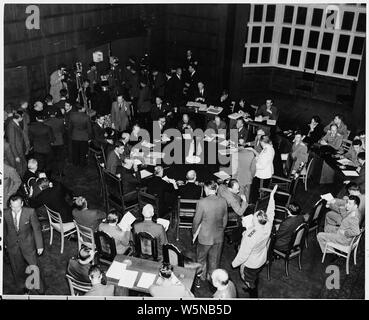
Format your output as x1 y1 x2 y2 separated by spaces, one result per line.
290 142 308 171
111 101 131 132
49 70 65 103
255 144 275 179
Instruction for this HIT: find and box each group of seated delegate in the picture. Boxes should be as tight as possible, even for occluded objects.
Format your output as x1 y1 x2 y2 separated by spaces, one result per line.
3 48 365 298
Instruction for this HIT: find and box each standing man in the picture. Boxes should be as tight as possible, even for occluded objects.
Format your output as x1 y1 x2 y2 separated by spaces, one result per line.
111 94 131 133
137 80 152 129
232 185 278 298
193 180 228 282
4 195 44 294
49 63 67 103
69 104 92 167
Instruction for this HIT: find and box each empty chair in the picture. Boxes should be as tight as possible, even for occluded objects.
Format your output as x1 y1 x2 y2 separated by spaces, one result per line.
299 157 314 191
175 196 198 241
65 274 92 296
163 243 185 267
74 220 95 251
134 231 159 261
321 227 364 275
273 223 309 277
45 205 76 254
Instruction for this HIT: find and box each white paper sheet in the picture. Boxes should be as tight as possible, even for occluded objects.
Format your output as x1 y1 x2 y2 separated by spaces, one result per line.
207 106 223 115
219 140 229 147
137 273 157 289
182 133 192 140
140 169 153 179
266 119 276 125
281 153 289 161
117 270 139 288
214 171 231 180
106 261 127 279
228 112 243 120
337 158 355 166
254 116 263 122
320 193 334 202
133 159 142 166
157 218 170 231
118 211 136 231
342 170 359 177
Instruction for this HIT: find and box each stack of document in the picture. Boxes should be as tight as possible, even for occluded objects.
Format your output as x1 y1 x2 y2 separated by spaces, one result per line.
147 151 165 158
207 106 223 115
118 270 139 288
182 133 192 140
137 273 157 289
214 170 231 180
337 158 355 166
254 116 263 122
266 119 276 125
106 261 127 279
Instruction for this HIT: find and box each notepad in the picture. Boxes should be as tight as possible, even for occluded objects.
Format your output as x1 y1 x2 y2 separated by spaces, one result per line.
228 112 243 120
337 158 355 166
140 169 153 179
157 218 170 231
118 270 139 288
182 133 192 140
106 261 127 279
320 193 334 202
137 273 157 289
214 170 231 180
118 211 136 231
342 170 359 177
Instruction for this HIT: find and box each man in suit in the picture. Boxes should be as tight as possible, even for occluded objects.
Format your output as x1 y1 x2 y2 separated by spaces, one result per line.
128 67 140 116
145 166 178 218
235 118 249 143
217 179 248 217
69 104 92 167
151 96 172 121
111 94 131 133
72 196 106 231
137 80 152 129
351 152 365 194
207 116 227 134
63 101 76 162
324 114 349 139
18 100 31 153
286 131 308 175
134 204 168 261
193 81 208 104
91 114 114 155
178 170 202 200
303 115 324 147
342 139 364 167
185 64 200 99
3 163 22 208
87 63 99 92
320 124 343 150
106 141 125 175
169 67 185 106
67 247 96 283
49 64 67 103
117 158 141 195
274 202 309 251
193 180 228 281
151 68 166 98
317 196 361 253
4 195 44 294
28 114 55 174
53 89 69 115
255 99 279 122
6 110 27 177
22 158 39 187
120 132 132 158
177 113 196 134
85 265 115 296
34 178 74 223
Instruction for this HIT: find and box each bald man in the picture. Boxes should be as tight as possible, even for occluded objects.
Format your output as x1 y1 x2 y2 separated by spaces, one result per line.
211 269 237 298
178 170 202 199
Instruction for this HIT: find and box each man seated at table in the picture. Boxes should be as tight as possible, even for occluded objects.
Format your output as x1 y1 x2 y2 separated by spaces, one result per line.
193 81 208 104
72 196 106 231
340 139 364 167
133 204 168 261
317 195 361 255
255 99 279 122
325 183 365 228
285 131 308 176
303 115 324 147
98 212 132 255
324 114 349 139
91 114 113 152
146 166 178 217
177 113 195 134
235 118 249 143
211 269 237 298
118 158 141 195
341 152 366 196
217 179 248 217
67 247 96 283
106 141 125 175
245 129 265 154
319 124 343 150
120 132 132 158
149 263 194 298
207 115 227 134
274 202 309 252
85 265 115 296
151 96 172 121
178 170 202 200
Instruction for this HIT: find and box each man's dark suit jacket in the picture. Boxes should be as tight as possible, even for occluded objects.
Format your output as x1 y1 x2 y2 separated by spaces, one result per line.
45 117 65 146
69 112 92 141
177 120 196 133
151 103 172 121
179 182 202 200
117 166 140 194
192 88 209 104
255 104 279 121
53 99 67 113
34 183 73 222
4 207 43 264
169 75 185 104
128 72 140 99
106 150 122 175
137 86 152 113
237 126 249 142
28 122 55 154
274 215 305 252
6 120 26 160
304 123 324 145
207 120 227 134
22 170 38 187
353 165 365 194
67 258 91 283
91 122 107 149
152 72 166 98
72 208 106 231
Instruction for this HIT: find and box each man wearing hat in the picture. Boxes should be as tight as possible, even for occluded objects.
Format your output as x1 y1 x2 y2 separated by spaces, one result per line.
133 204 168 262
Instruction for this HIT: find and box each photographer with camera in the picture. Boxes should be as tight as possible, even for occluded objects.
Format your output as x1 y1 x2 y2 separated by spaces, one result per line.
49 63 68 103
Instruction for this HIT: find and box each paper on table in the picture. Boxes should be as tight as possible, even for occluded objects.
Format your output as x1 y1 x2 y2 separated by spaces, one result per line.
144 157 157 166
161 135 171 142
118 270 139 288
337 158 355 166
140 169 153 179
281 153 289 161
148 152 165 158
214 170 231 180
182 133 192 140
199 104 208 112
157 218 170 231
320 193 334 202
137 273 157 289
254 116 263 122
106 261 127 279
118 211 136 231
342 170 359 177
266 119 276 125
228 112 243 120
192 224 201 244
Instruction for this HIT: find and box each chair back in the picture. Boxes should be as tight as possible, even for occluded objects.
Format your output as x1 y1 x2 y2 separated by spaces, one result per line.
256 188 291 221
305 157 314 179
176 196 198 227
65 274 92 296
341 139 352 152
134 231 159 261
94 230 117 265
138 191 160 217
74 220 95 250
44 205 64 232
350 227 364 251
308 199 326 228
163 243 184 267
289 223 308 250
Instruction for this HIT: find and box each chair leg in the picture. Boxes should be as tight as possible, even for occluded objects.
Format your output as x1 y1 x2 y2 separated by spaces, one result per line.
50 227 53 245
61 233 64 254
354 247 358 265
176 225 179 242
322 244 328 263
298 254 302 270
346 252 350 275
285 260 289 277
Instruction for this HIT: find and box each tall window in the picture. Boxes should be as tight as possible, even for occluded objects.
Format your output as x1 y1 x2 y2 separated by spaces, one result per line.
243 3 366 80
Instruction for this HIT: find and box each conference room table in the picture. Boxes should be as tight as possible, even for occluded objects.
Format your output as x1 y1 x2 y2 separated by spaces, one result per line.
106 254 196 294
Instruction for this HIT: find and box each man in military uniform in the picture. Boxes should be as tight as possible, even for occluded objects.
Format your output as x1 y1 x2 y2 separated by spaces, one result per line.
323 114 349 139
232 185 278 298
320 124 343 150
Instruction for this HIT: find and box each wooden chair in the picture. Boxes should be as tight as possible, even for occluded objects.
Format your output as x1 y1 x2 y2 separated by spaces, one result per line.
322 227 364 275
256 188 291 223
89 143 106 165
134 231 159 261
102 168 139 214
138 190 160 217
44 205 76 254
273 223 309 277
74 220 95 251
306 199 326 247
175 196 198 241
163 243 184 267
65 274 92 296
94 230 117 266
299 157 314 191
